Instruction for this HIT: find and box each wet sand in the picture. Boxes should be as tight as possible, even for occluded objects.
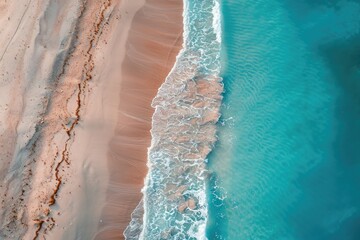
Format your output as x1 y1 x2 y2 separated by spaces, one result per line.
94 0 183 239
0 0 182 239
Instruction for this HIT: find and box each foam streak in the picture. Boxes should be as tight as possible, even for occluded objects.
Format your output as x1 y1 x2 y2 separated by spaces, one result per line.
125 0 223 239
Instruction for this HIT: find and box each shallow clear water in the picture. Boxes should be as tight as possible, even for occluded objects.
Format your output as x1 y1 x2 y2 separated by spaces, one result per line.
207 0 360 239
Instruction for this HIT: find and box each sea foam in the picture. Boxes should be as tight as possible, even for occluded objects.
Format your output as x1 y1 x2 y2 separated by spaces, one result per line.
124 0 222 239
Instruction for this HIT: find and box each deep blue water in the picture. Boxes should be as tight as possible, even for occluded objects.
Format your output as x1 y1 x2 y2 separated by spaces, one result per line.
206 0 360 239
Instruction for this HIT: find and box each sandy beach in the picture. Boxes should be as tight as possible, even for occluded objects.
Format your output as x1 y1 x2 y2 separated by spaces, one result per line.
0 0 182 239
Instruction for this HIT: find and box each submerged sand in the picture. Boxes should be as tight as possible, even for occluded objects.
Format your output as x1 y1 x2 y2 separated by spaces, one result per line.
0 0 182 239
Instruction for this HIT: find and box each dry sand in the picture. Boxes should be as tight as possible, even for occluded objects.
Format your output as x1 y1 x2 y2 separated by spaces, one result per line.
0 0 182 239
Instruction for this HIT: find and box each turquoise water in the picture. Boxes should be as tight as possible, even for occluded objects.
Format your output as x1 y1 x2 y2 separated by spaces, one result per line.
207 0 360 239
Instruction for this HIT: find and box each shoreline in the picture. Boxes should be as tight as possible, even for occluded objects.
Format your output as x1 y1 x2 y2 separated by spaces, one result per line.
134 0 223 238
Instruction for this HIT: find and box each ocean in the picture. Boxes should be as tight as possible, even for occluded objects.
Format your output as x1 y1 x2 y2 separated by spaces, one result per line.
125 0 360 239
207 0 360 239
